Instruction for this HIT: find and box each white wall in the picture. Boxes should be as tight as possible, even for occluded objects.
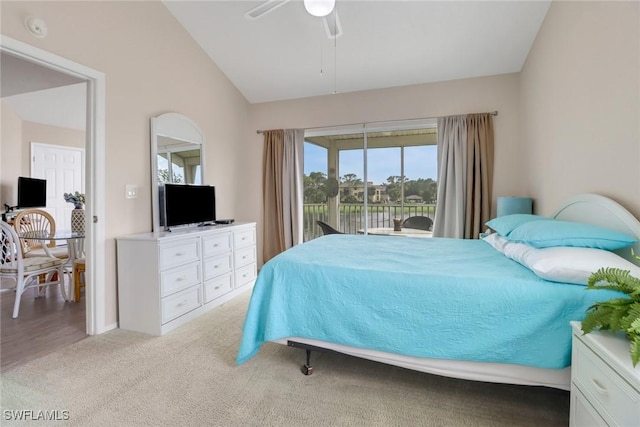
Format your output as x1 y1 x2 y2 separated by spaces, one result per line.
520 1 640 217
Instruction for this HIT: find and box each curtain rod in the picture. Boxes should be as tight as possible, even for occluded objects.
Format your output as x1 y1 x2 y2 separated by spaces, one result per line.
256 111 498 134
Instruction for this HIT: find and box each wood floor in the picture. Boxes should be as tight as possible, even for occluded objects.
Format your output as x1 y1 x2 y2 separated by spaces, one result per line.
1 279 86 372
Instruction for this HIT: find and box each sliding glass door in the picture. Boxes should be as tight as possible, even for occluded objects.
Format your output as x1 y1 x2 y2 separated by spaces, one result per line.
304 120 437 240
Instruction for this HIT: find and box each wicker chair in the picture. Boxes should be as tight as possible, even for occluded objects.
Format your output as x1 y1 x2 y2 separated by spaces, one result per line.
12 209 69 259
317 221 343 235
1 221 66 318
402 216 433 231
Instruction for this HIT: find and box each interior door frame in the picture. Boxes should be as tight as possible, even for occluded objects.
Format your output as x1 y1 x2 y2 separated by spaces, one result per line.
1 35 107 335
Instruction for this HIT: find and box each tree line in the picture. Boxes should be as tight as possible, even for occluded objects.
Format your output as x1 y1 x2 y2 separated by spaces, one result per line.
304 172 437 204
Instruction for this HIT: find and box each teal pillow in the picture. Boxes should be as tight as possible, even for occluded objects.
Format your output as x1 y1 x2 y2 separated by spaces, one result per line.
506 219 638 250
485 214 552 236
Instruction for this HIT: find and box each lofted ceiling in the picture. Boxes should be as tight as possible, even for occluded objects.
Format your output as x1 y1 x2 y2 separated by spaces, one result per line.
1 1 551 130
164 0 552 103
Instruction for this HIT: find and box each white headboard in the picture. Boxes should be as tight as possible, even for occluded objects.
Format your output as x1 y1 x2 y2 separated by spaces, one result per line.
552 193 640 266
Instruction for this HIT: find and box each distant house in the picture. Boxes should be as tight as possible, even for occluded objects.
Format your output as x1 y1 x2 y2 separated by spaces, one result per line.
405 195 423 203
339 182 389 203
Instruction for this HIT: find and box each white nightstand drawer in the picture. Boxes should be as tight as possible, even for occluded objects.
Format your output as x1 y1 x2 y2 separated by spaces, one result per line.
234 228 256 249
202 253 233 281
161 261 201 297
202 233 232 257
235 262 257 287
161 285 201 324
203 273 233 303
571 385 607 427
234 245 257 268
160 239 200 270
574 339 640 426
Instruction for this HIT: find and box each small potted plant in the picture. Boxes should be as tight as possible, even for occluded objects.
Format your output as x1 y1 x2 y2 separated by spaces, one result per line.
64 191 86 233
64 191 85 209
582 251 640 367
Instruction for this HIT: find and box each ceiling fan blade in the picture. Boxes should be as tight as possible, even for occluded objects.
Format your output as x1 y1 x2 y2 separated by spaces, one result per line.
322 9 343 39
244 0 292 20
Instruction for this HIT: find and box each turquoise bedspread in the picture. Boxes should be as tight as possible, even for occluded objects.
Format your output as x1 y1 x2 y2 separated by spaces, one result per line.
237 235 620 369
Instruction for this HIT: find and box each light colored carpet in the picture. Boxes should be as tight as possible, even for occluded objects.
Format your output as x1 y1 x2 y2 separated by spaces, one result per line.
1 290 569 426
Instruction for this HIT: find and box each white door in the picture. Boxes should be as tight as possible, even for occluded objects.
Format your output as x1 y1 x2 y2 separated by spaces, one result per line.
31 142 84 231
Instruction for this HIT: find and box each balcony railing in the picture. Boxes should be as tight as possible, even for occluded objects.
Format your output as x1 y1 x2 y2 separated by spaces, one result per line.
304 203 436 241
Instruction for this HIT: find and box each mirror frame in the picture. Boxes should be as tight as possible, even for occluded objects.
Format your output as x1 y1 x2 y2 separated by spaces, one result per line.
150 112 204 232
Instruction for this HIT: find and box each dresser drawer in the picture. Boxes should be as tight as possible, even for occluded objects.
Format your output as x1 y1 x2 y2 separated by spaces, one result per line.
161 285 201 324
234 245 257 268
234 228 256 249
159 239 200 270
202 233 232 257
202 253 233 281
203 273 233 303
573 338 640 426
160 261 201 297
235 262 257 287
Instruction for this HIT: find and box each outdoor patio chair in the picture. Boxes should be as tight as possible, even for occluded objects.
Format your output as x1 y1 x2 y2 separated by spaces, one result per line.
317 221 343 235
402 216 433 231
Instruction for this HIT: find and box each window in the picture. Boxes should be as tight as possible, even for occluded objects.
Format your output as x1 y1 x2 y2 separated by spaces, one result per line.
303 122 437 240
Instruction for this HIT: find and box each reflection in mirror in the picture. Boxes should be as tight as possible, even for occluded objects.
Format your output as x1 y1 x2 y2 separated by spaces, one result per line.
157 138 201 184
150 113 204 232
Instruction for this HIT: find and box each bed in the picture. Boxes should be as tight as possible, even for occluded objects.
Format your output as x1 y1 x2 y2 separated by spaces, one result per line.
237 194 640 390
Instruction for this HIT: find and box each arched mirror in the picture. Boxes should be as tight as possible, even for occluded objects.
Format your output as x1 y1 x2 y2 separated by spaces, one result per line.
150 113 204 231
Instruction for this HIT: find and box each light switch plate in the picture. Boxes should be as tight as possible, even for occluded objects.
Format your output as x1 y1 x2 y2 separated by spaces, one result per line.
125 184 138 199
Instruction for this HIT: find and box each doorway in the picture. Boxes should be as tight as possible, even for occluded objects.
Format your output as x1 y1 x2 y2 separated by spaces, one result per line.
0 36 106 370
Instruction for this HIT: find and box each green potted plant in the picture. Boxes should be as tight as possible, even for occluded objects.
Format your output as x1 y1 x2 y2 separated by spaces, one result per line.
582 251 640 367
64 191 85 209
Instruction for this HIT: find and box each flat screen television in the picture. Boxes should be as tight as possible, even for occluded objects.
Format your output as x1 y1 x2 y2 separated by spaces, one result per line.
163 183 216 229
17 177 47 208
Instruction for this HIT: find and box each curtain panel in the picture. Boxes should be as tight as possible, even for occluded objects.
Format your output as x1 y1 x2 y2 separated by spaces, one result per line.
433 113 494 239
262 129 304 263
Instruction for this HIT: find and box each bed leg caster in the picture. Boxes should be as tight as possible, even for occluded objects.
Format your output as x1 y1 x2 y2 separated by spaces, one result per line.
301 349 313 375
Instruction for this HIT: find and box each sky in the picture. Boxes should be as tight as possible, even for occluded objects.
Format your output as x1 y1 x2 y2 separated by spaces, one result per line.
304 142 438 185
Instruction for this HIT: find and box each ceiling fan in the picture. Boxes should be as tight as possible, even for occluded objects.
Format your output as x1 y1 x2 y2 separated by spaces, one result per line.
244 0 344 39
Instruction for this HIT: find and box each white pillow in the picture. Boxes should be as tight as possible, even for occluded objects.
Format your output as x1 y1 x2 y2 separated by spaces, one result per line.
482 232 536 260
483 233 640 285
514 246 640 285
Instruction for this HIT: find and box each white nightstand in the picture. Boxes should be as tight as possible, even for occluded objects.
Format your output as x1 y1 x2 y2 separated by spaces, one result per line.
570 321 640 426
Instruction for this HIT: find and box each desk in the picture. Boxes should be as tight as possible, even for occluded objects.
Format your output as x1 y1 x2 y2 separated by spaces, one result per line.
19 230 85 301
358 228 433 238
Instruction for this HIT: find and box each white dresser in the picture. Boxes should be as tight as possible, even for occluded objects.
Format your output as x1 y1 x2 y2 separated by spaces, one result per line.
116 222 257 335
570 321 640 426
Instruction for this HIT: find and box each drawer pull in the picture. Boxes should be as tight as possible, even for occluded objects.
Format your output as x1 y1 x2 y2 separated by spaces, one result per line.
175 252 185 256
214 286 220 290
176 276 186 282
213 243 219 247
242 255 247 259
214 265 219 269
590 378 608 395
241 237 246 240
177 300 186 307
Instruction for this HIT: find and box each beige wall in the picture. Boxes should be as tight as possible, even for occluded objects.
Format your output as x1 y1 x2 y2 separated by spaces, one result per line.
245 74 522 263
1 1 250 328
0 112 85 206
520 1 640 217
0 102 22 206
